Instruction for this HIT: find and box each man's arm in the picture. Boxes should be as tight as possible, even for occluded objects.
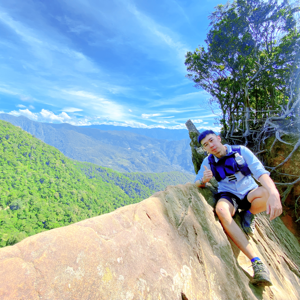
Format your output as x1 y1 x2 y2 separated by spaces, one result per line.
241 146 270 180
242 146 282 220
258 173 282 221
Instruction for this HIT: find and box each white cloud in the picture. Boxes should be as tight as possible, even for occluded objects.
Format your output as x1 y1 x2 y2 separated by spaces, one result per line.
64 90 100 100
8 108 73 123
4 107 220 130
19 109 38 120
141 113 161 119
0 12 100 74
128 109 132 112
200 113 222 119
166 123 186 129
62 107 83 113
151 91 211 108
20 95 31 101
191 119 203 124
107 86 130 95
17 104 26 108
65 117 92 126
96 120 149 128
204 125 222 131
0 86 18 95
157 120 170 124
91 120 186 130
62 90 114 105
29 105 35 110
60 112 71 119
0 86 35 104
9 109 38 120
126 2 188 59
162 107 203 113
62 89 125 120
40 109 71 122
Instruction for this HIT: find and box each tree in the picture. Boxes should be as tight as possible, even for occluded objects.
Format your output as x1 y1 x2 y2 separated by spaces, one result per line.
185 0 300 145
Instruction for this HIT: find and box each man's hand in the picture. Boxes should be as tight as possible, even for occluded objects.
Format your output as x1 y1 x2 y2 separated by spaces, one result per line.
195 165 213 188
259 174 282 221
203 165 213 183
266 191 282 221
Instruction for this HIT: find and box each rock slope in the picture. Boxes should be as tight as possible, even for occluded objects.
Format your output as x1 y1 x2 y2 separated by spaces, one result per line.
0 184 299 300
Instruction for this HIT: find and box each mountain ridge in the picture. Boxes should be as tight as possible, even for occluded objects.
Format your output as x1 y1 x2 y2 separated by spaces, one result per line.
87 124 189 140
0 119 194 247
0 114 194 174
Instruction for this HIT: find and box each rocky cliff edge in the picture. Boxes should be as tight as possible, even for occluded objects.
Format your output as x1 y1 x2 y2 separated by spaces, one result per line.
0 184 299 300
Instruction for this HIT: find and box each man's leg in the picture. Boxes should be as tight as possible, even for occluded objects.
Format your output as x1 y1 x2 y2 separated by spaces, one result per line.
247 186 269 214
215 198 257 260
216 197 272 286
240 186 269 235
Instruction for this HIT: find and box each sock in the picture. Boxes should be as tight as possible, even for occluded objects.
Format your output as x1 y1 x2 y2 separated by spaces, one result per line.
251 257 261 263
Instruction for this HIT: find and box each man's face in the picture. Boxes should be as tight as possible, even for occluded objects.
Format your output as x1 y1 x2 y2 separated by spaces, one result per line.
201 134 223 156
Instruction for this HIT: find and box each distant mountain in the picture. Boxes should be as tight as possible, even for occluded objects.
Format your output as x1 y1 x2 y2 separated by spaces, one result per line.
0 119 194 247
0 114 194 174
86 124 189 140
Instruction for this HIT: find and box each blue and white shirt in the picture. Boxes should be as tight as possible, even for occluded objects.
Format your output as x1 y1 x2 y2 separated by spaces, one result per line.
195 144 270 198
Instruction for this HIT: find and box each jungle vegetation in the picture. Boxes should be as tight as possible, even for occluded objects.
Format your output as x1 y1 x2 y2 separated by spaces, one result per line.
0 120 193 247
185 0 300 148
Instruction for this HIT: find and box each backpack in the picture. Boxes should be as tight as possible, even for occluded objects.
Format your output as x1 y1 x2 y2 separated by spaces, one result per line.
207 146 251 182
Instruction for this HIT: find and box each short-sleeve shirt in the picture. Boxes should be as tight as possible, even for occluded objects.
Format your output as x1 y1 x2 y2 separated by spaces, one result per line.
194 144 270 198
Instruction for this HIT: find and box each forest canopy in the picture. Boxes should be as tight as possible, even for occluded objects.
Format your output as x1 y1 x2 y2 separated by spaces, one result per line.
185 0 300 147
0 120 193 247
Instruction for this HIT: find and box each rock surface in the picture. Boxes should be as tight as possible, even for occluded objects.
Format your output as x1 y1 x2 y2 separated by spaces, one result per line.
0 183 299 300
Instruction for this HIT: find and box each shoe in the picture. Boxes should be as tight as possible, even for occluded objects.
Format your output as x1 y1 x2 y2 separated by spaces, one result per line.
251 260 273 286
240 210 256 236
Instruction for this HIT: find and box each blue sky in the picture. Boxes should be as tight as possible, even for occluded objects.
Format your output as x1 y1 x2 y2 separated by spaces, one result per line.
0 0 227 130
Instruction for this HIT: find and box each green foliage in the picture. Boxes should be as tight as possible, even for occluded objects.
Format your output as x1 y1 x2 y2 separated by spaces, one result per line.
0 120 193 248
75 161 194 198
185 0 300 144
124 171 194 192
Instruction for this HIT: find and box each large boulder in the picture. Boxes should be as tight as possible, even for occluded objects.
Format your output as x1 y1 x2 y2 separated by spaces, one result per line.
0 184 299 299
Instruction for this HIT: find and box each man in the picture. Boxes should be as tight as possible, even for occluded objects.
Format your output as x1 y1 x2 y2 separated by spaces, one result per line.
195 130 282 286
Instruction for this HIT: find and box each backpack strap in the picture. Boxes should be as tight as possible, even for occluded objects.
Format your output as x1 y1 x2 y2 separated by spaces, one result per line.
208 154 225 181
231 146 252 177
231 145 241 155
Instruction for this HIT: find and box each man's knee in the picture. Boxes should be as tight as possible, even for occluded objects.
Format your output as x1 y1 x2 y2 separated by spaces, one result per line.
248 186 269 203
215 200 233 219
